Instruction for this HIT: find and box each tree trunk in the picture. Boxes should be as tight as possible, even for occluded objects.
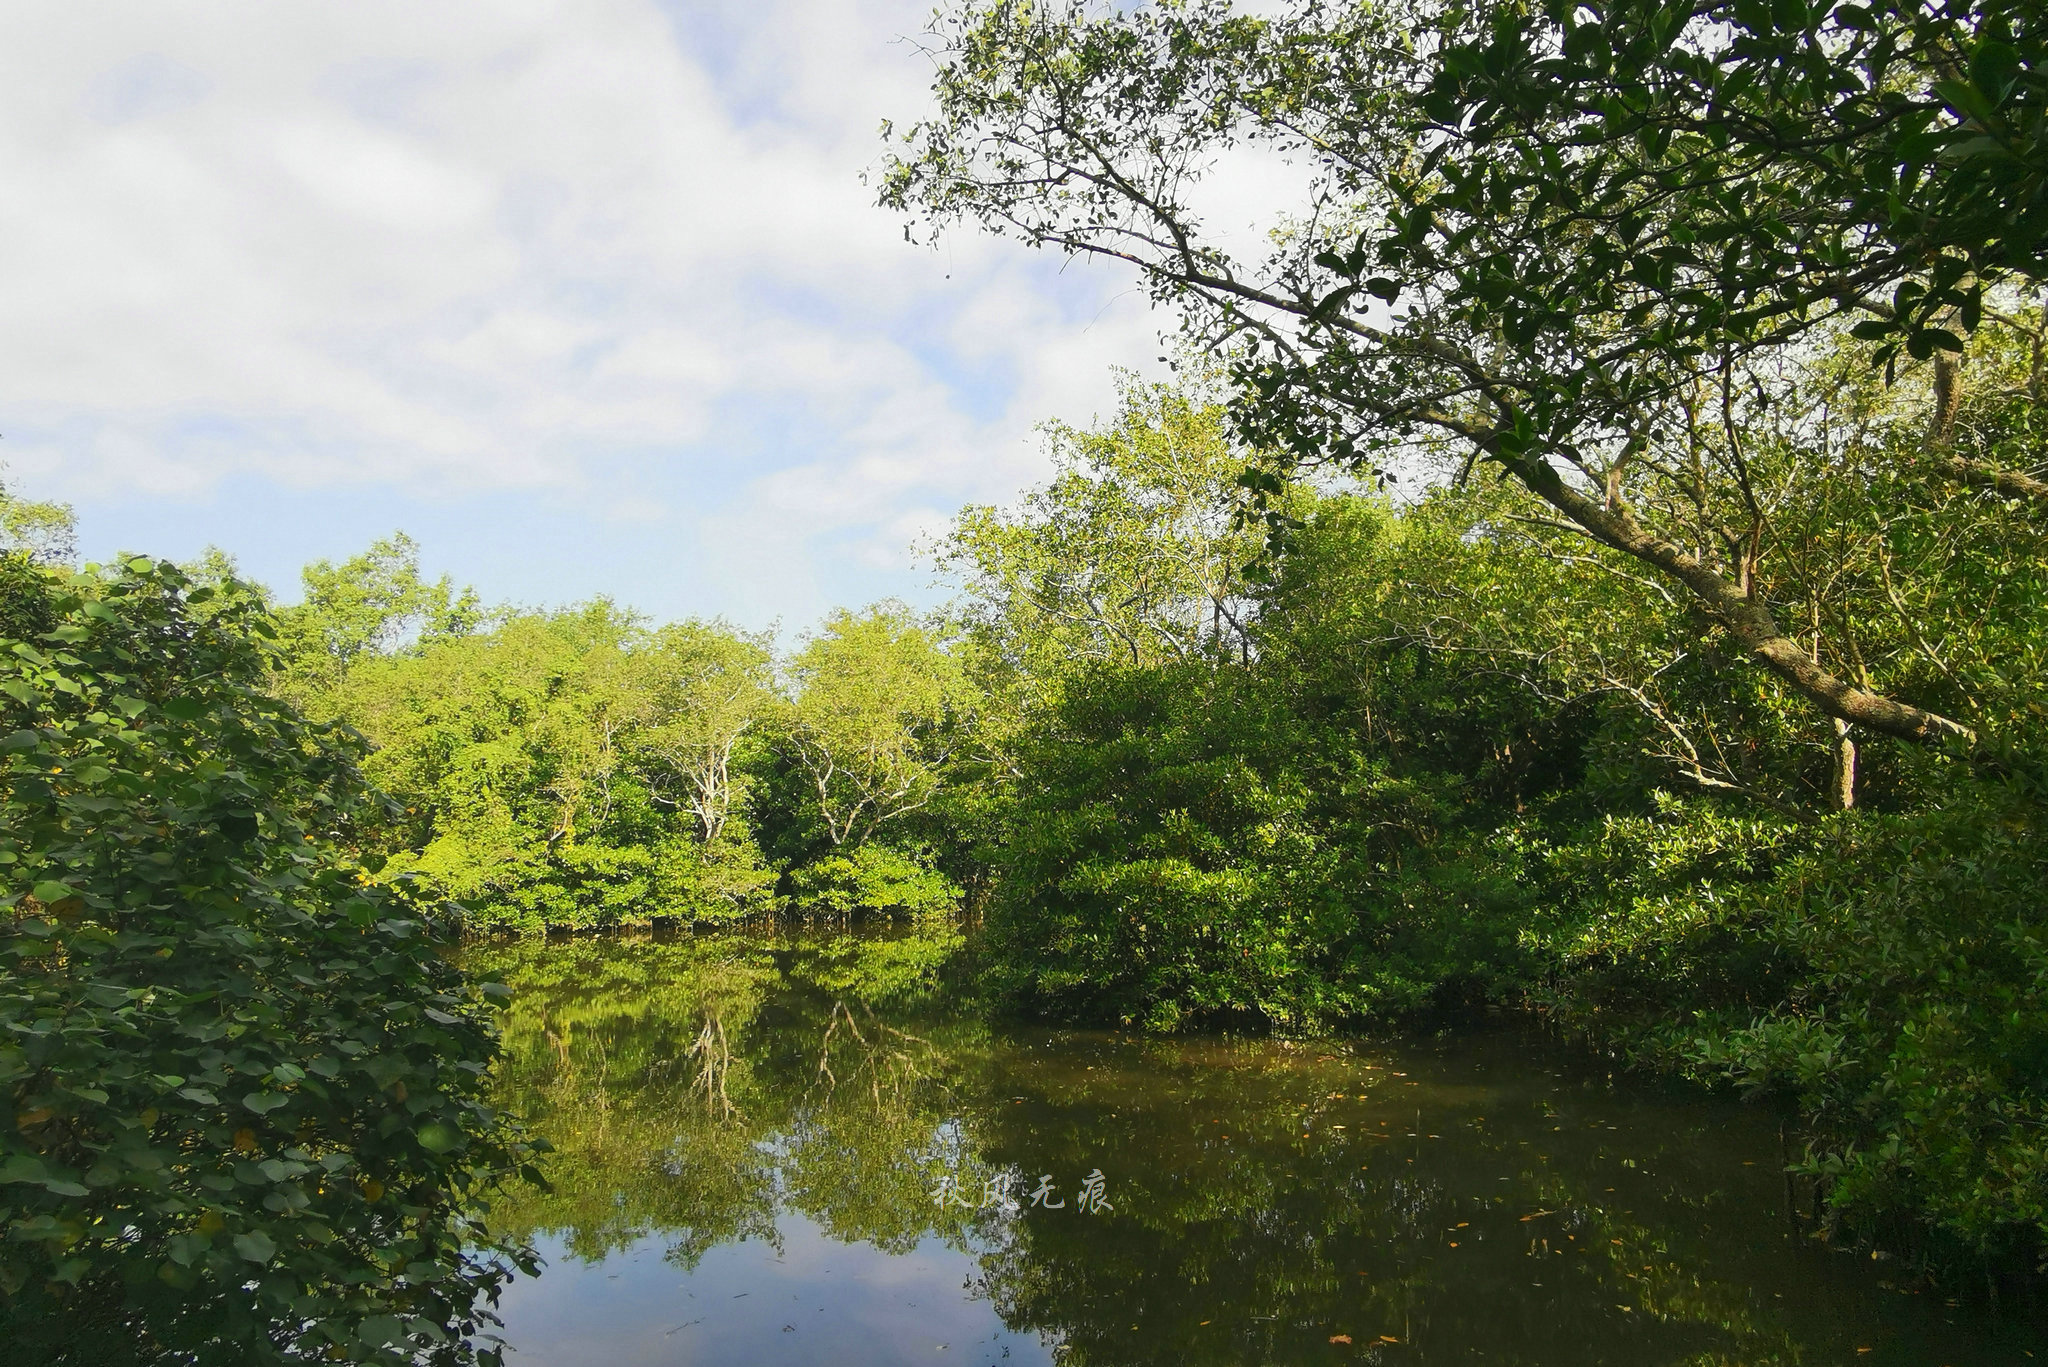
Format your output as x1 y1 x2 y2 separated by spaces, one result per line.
1930 451 2048 510
1923 341 2048 510
1930 349 1965 450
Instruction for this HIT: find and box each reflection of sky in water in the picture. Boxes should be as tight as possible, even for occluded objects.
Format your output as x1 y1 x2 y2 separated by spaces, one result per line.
468 932 2041 1367
494 1215 1056 1367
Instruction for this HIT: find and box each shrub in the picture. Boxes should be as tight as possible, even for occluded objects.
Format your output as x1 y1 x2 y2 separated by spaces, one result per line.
442 832 778 936
0 556 537 1364
1686 784 2048 1270
785 845 960 920
1530 781 2048 1271
980 663 1367 1030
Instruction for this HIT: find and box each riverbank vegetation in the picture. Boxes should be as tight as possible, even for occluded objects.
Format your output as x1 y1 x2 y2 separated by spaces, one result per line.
870 0 2048 1285
260 546 970 934
4 0 2045 1351
0 551 538 1363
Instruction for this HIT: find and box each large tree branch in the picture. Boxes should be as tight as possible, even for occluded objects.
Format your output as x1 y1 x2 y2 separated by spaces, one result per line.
1930 450 2048 510
1504 450 1975 747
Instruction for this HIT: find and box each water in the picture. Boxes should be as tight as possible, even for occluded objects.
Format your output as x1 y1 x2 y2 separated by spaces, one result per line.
465 929 2039 1366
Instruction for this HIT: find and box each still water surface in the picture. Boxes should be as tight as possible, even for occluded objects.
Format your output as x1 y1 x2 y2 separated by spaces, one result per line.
465 929 2037 1366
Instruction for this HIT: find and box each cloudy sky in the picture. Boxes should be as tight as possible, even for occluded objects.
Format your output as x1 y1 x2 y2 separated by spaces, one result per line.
0 1 1172 630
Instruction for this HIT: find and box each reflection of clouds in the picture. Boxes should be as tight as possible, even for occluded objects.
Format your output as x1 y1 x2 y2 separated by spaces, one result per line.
495 1217 1059 1367
472 935 1984 1367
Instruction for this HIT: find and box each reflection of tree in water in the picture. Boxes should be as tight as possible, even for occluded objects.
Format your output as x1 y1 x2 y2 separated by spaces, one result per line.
465 927 994 1267
466 936 784 1266
814 999 936 1106
687 1008 738 1119
468 937 1966 1366
961 1038 1841 1367
785 997 984 1253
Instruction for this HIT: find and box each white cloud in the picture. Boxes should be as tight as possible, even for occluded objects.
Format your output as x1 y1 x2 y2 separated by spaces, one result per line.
0 0 1169 622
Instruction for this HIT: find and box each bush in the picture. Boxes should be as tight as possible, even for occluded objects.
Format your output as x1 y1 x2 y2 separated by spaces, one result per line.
1691 786 2048 1270
1530 782 2048 1271
784 845 960 920
1524 799 1807 1032
440 832 778 935
0 556 537 1365
981 663 1364 1030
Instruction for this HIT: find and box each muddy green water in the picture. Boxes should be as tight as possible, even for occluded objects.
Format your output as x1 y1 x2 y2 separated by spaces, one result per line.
465 929 2038 1366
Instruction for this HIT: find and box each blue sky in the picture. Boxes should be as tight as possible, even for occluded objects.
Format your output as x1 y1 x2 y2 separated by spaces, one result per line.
0 0 1171 633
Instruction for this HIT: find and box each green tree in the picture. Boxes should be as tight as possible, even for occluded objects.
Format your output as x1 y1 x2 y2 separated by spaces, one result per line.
0 472 75 566
634 620 777 844
879 0 2046 751
940 366 1268 683
0 554 535 1364
1403 0 2048 392
784 606 966 850
329 603 781 931
279 533 481 691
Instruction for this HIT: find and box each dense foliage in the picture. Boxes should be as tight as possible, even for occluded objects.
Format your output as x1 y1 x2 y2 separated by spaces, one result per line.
235 537 967 931
880 0 2048 1282
0 553 537 1364
921 334 2048 1279
7 0 2044 1333
880 0 2048 749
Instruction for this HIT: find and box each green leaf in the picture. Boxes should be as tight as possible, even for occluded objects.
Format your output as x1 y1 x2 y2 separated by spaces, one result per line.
0 1155 49 1186
415 1120 463 1154
0 1154 89 1197
232 1231 277 1264
1931 78 1995 126
31 881 75 904
242 1091 289 1114
1969 41 2021 103
356 1314 408 1348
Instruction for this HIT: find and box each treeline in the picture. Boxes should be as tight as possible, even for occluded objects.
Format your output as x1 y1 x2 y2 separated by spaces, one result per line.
239 546 971 931
132 320 2047 1277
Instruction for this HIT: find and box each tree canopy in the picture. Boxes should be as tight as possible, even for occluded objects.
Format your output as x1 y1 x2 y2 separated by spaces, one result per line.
0 554 536 1364
880 0 2047 749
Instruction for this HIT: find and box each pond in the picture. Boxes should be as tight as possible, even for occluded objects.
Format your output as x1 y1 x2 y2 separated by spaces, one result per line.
463 928 2038 1366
